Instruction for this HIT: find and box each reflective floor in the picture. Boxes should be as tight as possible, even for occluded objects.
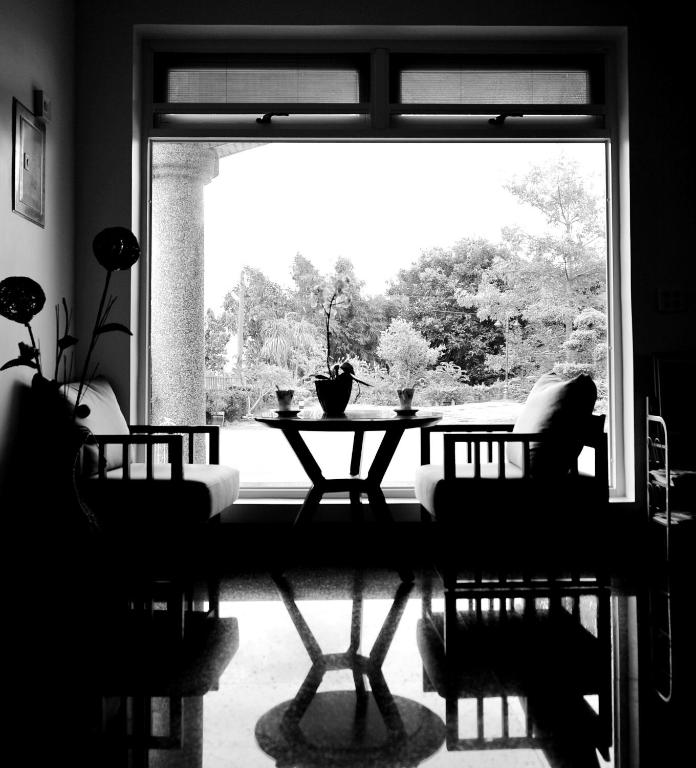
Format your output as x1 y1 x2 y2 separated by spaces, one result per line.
22 522 693 768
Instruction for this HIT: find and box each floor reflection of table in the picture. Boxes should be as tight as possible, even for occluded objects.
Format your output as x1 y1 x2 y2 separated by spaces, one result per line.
255 409 442 526
255 571 445 767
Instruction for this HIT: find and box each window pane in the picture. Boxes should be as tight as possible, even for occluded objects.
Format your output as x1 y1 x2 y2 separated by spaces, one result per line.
400 69 591 104
150 142 608 489
167 67 361 103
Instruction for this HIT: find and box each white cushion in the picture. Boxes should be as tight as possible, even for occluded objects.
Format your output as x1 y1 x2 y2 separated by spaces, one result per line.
415 461 599 520
81 462 240 523
415 462 525 516
63 378 130 474
508 372 597 476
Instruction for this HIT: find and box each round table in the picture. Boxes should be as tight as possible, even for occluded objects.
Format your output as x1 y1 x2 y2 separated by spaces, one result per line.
255 409 442 527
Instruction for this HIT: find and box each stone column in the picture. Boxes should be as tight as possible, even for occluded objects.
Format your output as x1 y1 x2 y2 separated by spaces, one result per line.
151 143 218 448
150 141 264 461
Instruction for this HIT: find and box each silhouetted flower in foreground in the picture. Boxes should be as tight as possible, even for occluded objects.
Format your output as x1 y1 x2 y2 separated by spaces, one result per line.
1 227 141 416
92 226 141 271
0 276 47 375
0 276 46 324
74 227 141 410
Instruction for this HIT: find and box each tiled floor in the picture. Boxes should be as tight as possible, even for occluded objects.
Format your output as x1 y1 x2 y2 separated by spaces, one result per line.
59 566 621 767
24 519 693 768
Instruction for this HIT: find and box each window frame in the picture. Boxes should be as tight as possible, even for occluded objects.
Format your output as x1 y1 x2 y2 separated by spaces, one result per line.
139 30 631 501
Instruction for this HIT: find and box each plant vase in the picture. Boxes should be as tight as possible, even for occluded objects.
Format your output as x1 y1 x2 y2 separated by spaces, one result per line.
397 387 415 409
315 376 353 416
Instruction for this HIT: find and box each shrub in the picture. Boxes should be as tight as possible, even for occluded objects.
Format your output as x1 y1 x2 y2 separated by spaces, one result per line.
418 362 467 405
224 386 252 421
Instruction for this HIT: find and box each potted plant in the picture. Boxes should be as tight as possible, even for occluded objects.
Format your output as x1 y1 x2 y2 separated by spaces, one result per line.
310 275 369 415
0 227 141 532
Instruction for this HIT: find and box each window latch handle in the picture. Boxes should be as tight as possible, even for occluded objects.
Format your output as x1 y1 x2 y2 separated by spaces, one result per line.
256 112 290 124
488 112 524 126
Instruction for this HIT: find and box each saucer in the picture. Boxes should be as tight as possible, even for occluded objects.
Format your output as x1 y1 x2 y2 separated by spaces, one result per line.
275 409 300 417
394 408 418 416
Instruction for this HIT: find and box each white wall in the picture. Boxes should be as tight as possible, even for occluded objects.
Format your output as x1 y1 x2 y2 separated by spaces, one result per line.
0 0 75 492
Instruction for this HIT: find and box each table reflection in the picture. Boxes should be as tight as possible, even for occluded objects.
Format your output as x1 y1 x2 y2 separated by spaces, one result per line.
255 571 445 767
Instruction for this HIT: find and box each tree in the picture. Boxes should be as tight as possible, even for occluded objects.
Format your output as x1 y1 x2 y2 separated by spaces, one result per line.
291 255 393 365
554 307 608 380
500 154 607 337
204 308 231 372
222 266 293 365
458 154 607 384
376 318 443 387
290 253 322 316
324 256 391 363
387 238 506 383
258 315 323 381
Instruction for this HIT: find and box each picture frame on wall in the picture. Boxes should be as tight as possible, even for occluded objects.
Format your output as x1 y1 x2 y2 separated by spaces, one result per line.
12 98 46 227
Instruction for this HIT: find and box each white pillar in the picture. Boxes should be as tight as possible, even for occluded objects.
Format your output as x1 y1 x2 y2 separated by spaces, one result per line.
151 143 218 442
150 141 264 461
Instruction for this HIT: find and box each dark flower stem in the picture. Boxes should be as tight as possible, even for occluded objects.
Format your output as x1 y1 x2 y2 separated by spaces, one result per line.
75 270 112 409
25 322 42 377
53 300 70 383
54 305 60 382
324 292 336 378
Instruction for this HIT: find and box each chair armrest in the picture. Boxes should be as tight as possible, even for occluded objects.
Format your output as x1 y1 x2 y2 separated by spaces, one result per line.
443 432 545 479
441 430 607 490
420 423 515 465
129 424 220 464
85 433 184 480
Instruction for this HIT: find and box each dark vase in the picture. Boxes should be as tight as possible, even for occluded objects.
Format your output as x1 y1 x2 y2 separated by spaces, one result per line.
29 374 100 540
315 376 353 416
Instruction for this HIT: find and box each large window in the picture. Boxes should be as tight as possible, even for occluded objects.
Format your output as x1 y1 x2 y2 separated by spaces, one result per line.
145 36 626 496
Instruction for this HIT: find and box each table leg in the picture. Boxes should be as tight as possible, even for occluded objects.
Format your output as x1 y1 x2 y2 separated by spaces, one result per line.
283 663 325 726
364 426 406 523
280 430 326 526
294 485 323 527
367 486 413 583
282 429 325 485
368 668 406 737
350 490 364 523
366 486 392 524
364 427 412 581
350 430 365 522
272 573 324 664
350 430 364 477
367 427 406 485
369 579 413 666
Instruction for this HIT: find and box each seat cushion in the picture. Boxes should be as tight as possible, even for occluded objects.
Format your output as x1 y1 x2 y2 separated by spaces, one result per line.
80 463 240 525
417 608 603 698
415 462 603 566
415 462 525 517
507 372 597 476
97 614 240 696
63 377 130 474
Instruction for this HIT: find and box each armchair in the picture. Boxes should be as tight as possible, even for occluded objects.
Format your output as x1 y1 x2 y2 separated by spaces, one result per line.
64 378 240 601
415 373 609 590
416 579 612 763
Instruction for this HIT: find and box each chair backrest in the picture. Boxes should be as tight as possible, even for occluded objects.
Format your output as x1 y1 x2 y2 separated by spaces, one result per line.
508 372 598 476
63 378 130 475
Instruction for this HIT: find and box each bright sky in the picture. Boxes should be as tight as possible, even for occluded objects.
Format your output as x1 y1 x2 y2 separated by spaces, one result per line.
204 142 605 311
